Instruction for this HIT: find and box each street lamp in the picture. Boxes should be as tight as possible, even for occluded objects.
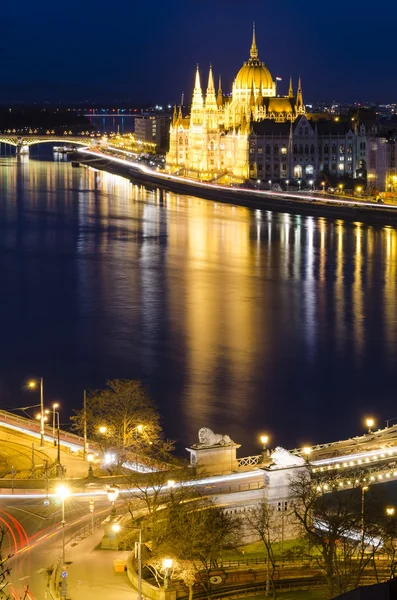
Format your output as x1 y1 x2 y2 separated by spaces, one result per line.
56 484 70 567
107 486 119 518
321 181 326 192
163 558 173 589
386 506 396 517
28 377 45 446
260 435 269 461
303 447 312 463
52 403 60 446
286 179 289 191
99 426 107 434
365 418 375 434
309 179 314 190
112 523 121 533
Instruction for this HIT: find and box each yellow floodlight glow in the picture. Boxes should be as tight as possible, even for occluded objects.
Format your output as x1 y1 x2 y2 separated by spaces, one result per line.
56 485 70 500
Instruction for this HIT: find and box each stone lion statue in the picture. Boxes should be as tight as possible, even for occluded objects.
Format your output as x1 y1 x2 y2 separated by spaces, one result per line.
270 446 306 468
198 427 234 446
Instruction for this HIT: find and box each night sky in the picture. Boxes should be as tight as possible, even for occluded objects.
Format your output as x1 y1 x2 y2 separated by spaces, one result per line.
2 0 396 105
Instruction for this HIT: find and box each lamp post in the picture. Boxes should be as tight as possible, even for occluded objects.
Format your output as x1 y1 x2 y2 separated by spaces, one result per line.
52 403 60 446
321 181 326 192
28 377 44 446
366 418 375 434
163 558 173 589
56 484 70 566
260 435 269 462
107 486 119 518
286 179 289 191
303 447 312 463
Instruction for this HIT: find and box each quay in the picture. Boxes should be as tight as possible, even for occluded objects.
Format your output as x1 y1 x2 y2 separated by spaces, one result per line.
79 148 397 226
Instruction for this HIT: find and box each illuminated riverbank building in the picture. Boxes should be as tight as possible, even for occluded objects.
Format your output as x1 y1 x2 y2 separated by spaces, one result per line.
166 26 305 181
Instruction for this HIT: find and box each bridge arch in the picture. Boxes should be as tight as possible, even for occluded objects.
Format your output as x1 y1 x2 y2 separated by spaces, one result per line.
0 136 93 149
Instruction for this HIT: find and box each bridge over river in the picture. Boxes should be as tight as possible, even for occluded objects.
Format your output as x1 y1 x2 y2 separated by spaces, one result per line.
0 134 93 153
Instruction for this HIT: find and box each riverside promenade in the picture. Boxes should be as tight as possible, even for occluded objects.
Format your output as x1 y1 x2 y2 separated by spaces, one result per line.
79 147 397 226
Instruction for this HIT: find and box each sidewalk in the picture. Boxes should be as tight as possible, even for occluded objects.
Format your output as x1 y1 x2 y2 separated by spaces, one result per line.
64 528 136 600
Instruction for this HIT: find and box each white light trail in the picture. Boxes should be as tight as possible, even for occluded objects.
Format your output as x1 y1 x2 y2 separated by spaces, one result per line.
78 147 397 212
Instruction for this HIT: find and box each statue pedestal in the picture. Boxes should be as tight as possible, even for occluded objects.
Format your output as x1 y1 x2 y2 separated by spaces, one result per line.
186 443 241 475
101 515 123 549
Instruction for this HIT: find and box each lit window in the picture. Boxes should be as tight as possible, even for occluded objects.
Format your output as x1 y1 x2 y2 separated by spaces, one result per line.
339 163 344 170
281 147 287 154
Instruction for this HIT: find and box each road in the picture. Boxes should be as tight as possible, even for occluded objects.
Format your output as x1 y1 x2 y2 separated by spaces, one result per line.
0 496 112 599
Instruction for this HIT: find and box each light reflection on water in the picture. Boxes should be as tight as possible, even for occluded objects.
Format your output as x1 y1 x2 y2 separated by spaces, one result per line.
0 156 397 454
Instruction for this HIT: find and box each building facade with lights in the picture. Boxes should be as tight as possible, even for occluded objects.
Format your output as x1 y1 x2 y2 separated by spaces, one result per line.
166 27 397 191
166 27 305 181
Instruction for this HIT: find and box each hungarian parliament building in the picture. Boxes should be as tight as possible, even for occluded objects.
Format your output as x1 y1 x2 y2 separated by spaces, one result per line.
166 27 396 191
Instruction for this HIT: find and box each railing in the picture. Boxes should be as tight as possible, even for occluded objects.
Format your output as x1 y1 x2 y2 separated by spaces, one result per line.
0 407 86 448
237 455 262 467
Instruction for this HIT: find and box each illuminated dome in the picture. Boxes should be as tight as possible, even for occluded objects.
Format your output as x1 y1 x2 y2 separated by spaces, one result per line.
235 60 273 90
234 26 275 96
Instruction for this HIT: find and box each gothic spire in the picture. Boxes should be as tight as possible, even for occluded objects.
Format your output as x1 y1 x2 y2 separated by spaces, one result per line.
207 63 215 92
296 76 304 112
191 64 203 111
250 22 258 59
217 74 223 107
288 75 293 98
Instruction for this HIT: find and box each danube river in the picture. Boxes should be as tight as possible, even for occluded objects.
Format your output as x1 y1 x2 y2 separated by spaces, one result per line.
1 153 397 455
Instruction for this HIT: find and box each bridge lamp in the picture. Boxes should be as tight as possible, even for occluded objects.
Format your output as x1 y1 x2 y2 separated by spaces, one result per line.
27 376 45 446
303 447 312 456
386 506 395 517
260 435 269 462
365 418 375 433
163 558 173 589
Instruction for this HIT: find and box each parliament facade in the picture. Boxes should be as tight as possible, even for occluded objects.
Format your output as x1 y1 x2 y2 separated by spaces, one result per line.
166 26 397 190
166 27 305 181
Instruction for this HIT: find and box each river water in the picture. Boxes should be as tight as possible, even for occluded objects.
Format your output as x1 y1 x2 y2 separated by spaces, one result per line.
0 153 397 456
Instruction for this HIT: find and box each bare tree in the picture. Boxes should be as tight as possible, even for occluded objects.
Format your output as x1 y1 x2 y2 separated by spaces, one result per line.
289 468 380 598
245 502 279 599
71 379 174 464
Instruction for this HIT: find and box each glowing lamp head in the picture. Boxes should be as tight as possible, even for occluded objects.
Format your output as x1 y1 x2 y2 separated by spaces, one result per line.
107 487 119 503
136 424 144 432
260 435 269 445
112 523 121 532
163 558 173 569
99 426 107 434
53 403 59 409
28 381 36 389
303 447 312 456
386 506 395 516
87 453 94 463
366 418 375 429
56 485 70 500
167 479 176 488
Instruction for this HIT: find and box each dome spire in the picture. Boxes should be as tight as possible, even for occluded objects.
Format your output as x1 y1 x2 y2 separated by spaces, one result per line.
250 22 258 59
